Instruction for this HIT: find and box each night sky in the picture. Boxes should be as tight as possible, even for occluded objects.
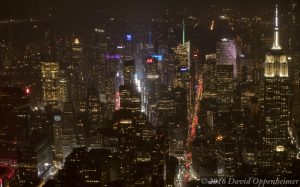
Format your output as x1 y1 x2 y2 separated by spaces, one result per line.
0 0 290 18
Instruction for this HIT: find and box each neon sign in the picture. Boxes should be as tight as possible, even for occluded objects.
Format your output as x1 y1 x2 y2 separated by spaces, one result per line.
126 34 132 41
179 67 189 72
152 54 163 61
106 54 121 59
146 58 154 63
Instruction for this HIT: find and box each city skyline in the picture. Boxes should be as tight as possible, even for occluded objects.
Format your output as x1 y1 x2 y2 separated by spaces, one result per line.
0 1 300 187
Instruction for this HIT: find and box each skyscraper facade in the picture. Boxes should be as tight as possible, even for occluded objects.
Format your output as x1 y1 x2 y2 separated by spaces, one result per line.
262 6 296 176
41 62 60 107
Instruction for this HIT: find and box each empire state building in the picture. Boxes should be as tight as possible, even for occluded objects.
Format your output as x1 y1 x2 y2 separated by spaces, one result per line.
262 5 296 176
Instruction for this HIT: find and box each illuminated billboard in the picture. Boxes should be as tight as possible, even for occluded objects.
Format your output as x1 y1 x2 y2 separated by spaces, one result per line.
152 54 163 61
117 45 125 49
106 54 121 60
179 67 189 72
147 75 159 79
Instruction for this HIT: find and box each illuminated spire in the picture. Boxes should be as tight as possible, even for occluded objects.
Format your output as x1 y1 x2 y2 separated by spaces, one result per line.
74 38 80 45
272 5 281 50
182 19 186 44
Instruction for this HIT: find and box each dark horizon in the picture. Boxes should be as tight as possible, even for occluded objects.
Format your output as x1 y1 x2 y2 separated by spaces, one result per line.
0 0 292 18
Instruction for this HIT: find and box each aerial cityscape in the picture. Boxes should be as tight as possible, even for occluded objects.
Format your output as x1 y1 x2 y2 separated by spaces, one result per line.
0 0 300 186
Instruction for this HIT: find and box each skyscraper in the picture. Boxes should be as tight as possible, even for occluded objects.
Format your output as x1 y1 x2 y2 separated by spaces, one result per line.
123 60 136 86
41 62 60 107
119 85 141 113
262 5 295 176
215 38 237 108
216 38 237 78
66 38 87 113
119 60 141 113
61 102 77 161
144 57 160 123
174 22 192 122
215 64 234 107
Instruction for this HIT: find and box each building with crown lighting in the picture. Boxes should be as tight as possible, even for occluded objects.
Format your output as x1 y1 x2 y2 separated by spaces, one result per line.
261 6 297 176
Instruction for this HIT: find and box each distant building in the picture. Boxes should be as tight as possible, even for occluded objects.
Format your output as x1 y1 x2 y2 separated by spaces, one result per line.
41 62 60 107
61 102 77 161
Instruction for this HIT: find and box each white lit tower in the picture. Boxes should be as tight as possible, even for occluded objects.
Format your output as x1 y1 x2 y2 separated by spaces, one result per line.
262 5 296 176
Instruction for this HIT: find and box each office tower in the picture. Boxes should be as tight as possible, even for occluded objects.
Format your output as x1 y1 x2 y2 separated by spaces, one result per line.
160 56 175 89
213 111 234 176
53 113 63 163
214 38 237 108
60 148 111 187
174 62 192 121
216 136 235 177
203 54 217 99
157 89 175 126
119 85 141 113
118 60 141 113
216 38 237 78
135 33 155 105
105 56 122 118
61 102 77 161
112 110 162 186
166 87 188 157
241 98 262 176
113 110 138 185
192 112 217 177
66 38 87 113
262 6 295 176
41 62 60 107
58 71 68 103
173 87 188 124
173 21 193 123
123 60 136 85
86 88 104 150
87 88 103 131
93 41 108 102
237 57 256 83
144 57 160 123
240 85 256 109
215 64 234 108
